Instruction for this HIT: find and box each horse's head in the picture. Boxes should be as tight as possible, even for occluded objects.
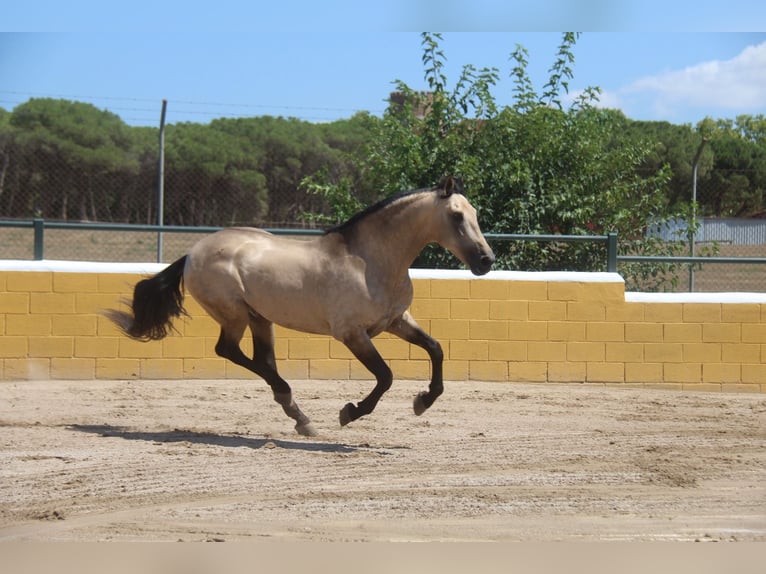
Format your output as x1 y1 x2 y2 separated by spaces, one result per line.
433 177 495 276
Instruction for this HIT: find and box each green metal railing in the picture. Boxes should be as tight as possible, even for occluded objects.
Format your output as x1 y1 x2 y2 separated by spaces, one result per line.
3 218 766 275
1 219 621 272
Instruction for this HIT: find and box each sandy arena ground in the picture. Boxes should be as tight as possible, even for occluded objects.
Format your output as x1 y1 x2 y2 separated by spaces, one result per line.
0 378 764 542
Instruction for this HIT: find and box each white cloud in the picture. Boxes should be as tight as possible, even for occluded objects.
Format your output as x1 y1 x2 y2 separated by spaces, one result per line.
625 41 766 114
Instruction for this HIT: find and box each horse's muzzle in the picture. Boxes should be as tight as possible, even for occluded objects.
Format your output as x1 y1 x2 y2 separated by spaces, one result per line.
471 252 495 276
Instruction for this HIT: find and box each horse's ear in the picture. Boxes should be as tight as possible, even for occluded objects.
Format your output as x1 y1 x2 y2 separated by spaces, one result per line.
438 175 463 197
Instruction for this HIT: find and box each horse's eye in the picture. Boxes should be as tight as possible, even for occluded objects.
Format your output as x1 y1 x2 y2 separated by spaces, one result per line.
452 211 464 224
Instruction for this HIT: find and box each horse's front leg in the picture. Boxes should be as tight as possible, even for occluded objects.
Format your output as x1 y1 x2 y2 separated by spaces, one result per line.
338 332 392 427
387 312 444 416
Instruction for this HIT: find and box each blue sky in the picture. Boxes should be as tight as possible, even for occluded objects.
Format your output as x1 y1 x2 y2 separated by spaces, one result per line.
2 2 766 127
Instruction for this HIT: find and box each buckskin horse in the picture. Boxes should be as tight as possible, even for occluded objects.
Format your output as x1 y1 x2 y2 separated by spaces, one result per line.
106 176 495 436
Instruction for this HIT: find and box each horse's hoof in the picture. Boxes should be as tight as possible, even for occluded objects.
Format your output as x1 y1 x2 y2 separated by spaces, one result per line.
295 421 318 437
413 391 428 416
339 403 355 427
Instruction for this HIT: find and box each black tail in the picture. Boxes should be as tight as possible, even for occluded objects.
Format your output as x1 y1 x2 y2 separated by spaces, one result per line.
105 256 188 341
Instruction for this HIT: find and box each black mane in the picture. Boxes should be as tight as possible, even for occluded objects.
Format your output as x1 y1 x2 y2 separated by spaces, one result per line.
324 186 434 236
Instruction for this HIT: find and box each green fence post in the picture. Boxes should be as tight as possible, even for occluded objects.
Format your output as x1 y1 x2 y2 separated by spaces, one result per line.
606 232 618 273
33 218 44 260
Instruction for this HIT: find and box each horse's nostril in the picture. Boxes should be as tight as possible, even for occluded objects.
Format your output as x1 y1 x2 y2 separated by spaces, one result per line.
481 254 495 266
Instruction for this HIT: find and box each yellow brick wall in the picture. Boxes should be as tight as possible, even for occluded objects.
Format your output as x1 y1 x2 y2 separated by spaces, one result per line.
0 267 764 393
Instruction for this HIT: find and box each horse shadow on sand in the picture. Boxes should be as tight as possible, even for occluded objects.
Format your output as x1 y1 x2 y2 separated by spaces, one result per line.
68 424 373 454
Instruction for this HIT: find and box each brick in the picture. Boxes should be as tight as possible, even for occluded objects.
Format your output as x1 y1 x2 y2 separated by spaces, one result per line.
119 338 163 358
506 321 547 341
469 279 509 300
508 361 547 382
430 279 469 299
606 303 644 322
684 383 722 392
6 315 50 335
489 300 527 321
586 322 624 342
289 338 329 360
702 323 740 343
585 282 625 303
76 293 123 314
278 359 310 380
162 337 205 358
742 364 766 384
644 304 683 323
722 304 761 323
390 359 430 379
528 342 566 362
721 383 760 393
664 363 701 383
587 362 624 383
430 319 469 340
0 292 30 313
328 340 356 360
407 298 448 319
683 303 721 323
51 315 98 336
451 300 489 320
548 362 586 382
508 281 548 301
411 278 430 299
722 343 760 363
469 320 508 340
31 292 76 314
644 343 683 363
449 340 488 361
183 358 227 378
547 282 583 301
443 360 469 380
6 272 52 292
488 341 527 361
51 358 95 379
548 321 586 342
97 273 142 293
683 343 721 363
53 273 100 293
76 337 119 358
309 359 349 379
702 364 741 384
529 301 566 321
625 323 663 342
567 342 605 362
4 358 50 380
625 363 663 383
141 358 183 379
469 360 508 381
606 342 643 363
96 358 140 379
28 336 73 358
665 323 702 343
0 337 29 358
742 324 766 343
566 301 606 321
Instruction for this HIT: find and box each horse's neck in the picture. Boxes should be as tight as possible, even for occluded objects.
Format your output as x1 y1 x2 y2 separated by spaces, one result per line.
350 192 435 276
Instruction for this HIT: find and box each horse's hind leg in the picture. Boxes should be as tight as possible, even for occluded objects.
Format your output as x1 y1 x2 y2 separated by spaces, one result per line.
214 316 316 437
247 315 317 437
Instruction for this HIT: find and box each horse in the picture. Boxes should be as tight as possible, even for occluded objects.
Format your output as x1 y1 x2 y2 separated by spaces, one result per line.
106 176 495 437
